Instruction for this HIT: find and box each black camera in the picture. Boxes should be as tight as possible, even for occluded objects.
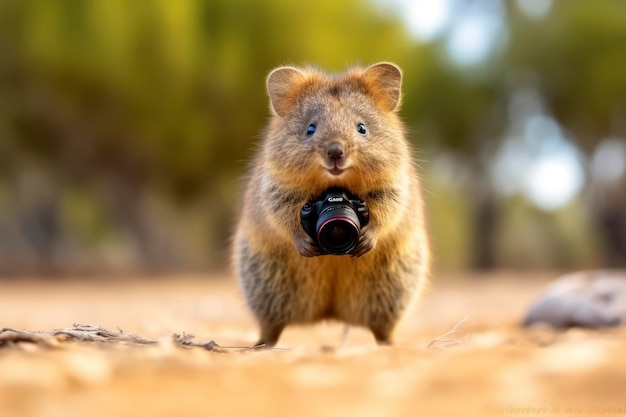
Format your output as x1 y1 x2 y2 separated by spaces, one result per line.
300 188 370 255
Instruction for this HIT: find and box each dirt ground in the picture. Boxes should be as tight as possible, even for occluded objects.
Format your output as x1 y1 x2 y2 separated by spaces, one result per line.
1 271 626 417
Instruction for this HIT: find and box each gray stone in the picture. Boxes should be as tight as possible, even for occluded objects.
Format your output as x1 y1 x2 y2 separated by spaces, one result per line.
524 270 626 329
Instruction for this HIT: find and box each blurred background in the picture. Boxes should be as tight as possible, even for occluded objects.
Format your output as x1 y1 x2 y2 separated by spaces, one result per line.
0 0 624 277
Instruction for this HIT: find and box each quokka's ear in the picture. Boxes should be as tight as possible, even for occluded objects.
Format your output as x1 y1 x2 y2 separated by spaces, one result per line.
266 66 307 117
362 62 403 112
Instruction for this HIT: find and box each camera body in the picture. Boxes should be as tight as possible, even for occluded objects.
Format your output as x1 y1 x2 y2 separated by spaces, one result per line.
300 188 370 255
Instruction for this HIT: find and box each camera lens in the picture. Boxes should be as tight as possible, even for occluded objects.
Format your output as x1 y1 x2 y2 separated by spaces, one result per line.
316 205 360 254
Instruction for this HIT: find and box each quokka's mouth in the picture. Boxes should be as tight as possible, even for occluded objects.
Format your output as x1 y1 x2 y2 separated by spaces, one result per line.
328 166 346 176
322 161 350 176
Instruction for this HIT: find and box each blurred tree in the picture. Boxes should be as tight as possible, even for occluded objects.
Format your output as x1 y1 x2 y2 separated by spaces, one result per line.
0 0 415 273
2 0 625 274
505 0 626 266
402 39 508 270
402 0 626 269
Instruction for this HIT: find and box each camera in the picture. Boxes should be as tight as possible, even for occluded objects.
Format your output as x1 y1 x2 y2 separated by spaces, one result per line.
300 188 370 255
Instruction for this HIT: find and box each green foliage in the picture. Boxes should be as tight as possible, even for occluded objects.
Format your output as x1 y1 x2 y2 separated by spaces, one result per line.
1 0 415 199
506 0 626 150
2 0 626 272
0 0 419 270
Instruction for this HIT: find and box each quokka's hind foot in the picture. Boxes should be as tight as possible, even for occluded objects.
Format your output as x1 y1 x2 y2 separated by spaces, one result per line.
253 323 285 348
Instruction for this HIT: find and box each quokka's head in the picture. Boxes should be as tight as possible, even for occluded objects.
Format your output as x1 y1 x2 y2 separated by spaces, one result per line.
262 62 411 195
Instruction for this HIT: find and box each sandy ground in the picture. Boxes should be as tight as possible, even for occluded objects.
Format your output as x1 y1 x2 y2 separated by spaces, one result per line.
1 271 626 417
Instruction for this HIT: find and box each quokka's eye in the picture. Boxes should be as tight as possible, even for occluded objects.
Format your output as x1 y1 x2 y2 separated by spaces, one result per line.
357 123 367 135
306 124 316 136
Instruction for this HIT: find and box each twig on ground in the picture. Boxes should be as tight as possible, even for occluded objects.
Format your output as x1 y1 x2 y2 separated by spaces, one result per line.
172 333 231 352
0 328 65 346
0 324 158 347
172 333 288 352
0 324 286 352
426 317 468 349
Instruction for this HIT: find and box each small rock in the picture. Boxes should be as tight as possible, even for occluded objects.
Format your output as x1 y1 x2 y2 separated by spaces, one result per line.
524 270 626 329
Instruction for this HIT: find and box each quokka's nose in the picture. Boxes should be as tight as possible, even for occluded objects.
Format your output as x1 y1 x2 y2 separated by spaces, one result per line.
327 142 344 161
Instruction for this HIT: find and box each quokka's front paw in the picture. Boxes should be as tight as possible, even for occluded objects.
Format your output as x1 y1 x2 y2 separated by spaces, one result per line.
294 234 323 257
351 229 377 258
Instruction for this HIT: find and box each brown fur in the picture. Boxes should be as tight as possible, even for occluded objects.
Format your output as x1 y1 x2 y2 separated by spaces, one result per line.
233 62 430 347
